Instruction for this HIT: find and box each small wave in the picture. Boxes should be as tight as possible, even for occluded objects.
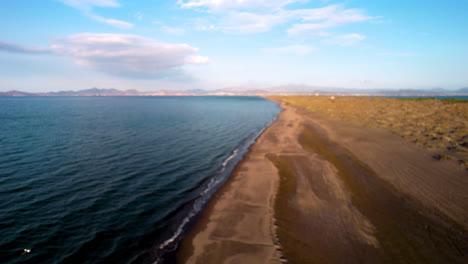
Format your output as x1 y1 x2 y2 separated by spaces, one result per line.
152 116 279 263
222 149 239 169
153 148 241 261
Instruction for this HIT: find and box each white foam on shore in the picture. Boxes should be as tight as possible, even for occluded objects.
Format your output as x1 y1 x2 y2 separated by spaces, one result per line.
222 149 238 169
153 115 280 264
155 146 241 256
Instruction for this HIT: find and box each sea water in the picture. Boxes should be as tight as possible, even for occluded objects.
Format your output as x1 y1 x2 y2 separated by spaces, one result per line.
0 96 281 263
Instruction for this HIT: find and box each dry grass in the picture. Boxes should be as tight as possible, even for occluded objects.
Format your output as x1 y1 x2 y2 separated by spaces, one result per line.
272 96 468 168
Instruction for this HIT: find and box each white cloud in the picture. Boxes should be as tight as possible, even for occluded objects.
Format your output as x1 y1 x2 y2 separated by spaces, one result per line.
90 15 134 29
178 0 304 11
323 6 372 25
0 34 208 78
324 33 366 46
290 4 343 21
57 0 133 29
57 0 120 9
182 1 374 37
220 12 286 34
287 5 372 37
264 44 316 55
287 24 330 37
50 34 208 76
187 55 210 64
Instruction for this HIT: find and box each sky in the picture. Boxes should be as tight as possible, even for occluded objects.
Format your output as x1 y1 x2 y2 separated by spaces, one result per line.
0 0 467 92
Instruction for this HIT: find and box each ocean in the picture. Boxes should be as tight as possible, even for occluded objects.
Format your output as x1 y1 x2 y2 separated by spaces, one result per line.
0 96 281 264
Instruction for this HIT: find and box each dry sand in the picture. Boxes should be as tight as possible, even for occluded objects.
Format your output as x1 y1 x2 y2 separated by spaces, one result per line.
280 96 468 168
177 98 467 264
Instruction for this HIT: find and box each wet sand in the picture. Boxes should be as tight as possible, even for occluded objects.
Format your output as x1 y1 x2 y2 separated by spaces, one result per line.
177 98 467 263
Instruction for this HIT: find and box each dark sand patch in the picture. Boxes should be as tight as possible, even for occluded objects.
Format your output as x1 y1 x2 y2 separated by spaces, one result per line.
280 123 467 263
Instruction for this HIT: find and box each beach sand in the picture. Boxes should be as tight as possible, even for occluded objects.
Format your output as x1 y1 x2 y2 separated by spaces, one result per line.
177 97 467 263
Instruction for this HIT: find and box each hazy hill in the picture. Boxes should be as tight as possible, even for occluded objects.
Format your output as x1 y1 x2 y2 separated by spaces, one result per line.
1 87 467 97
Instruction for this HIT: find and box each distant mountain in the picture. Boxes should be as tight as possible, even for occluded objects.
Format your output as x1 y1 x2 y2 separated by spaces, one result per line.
1 87 467 97
0 90 41 96
47 88 141 96
457 87 468 93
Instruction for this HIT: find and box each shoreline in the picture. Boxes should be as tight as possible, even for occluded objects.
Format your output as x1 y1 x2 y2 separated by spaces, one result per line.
176 101 286 263
177 98 467 263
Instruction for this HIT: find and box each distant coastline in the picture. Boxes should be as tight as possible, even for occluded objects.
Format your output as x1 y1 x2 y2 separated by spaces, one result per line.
1 87 468 97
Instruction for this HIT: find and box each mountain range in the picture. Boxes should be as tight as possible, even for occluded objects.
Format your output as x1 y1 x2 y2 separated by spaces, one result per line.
1 87 467 97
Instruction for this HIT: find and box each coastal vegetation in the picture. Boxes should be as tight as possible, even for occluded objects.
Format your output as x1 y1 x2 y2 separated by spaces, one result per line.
274 96 468 168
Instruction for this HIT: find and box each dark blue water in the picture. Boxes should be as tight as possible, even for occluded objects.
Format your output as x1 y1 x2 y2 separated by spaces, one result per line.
0 96 280 264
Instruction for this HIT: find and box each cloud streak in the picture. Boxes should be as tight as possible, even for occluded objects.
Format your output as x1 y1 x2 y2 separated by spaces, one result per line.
182 1 374 37
57 0 120 9
0 41 51 54
89 14 134 29
0 34 208 78
57 0 134 29
288 5 372 37
178 0 304 11
324 33 366 46
220 12 286 34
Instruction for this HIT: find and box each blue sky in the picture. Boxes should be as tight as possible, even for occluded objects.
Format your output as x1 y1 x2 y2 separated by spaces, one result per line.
0 0 467 91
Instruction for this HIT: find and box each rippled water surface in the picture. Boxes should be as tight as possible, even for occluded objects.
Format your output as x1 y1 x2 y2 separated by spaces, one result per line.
0 96 280 264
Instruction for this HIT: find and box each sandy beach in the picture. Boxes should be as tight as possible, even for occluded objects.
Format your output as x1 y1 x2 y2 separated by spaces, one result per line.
177 97 467 263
